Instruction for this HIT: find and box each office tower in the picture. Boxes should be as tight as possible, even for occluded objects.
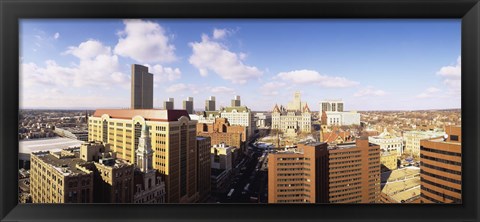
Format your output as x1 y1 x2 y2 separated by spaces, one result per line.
131 64 153 109
268 138 380 203
205 96 216 111
30 149 94 203
328 139 381 203
164 98 174 110
320 99 344 113
196 137 211 202
183 97 194 114
268 142 329 203
420 125 461 203
231 95 241 107
134 124 166 203
88 109 200 203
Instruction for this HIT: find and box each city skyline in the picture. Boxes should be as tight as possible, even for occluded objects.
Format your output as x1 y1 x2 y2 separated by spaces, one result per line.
20 19 461 111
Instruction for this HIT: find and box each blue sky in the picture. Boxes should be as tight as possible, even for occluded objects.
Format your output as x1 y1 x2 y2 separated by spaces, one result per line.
20 19 461 111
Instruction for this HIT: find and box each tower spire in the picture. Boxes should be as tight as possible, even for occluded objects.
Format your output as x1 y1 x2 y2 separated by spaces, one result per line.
136 122 154 172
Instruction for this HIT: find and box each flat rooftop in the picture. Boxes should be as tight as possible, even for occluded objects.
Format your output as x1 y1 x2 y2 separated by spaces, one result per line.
19 137 84 154
33 151 90 176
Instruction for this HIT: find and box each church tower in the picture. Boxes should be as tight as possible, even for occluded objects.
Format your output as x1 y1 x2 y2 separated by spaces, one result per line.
136 123 154 173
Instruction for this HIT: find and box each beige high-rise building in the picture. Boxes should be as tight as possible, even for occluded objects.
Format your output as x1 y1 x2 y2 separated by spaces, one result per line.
88 109 200 203
131 64 153 109
287 91 305 111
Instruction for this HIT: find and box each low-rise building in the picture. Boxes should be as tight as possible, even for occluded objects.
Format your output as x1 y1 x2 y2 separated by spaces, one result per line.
369 128 403 156
380 167 421 203
403 129 445 157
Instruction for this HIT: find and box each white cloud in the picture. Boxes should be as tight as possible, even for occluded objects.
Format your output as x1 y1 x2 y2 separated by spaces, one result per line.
146 64 181 84
65 40 111 60
114 19 176 64
54 32 60 40
416 87 441 98
166 83 187 92
354 87 387 97
189 30 262 84
259 81 286 96
436 56 461 96
276 69 359 88
210 86 235 94
22 40 130 90
213 28 229 39
437 56 461 78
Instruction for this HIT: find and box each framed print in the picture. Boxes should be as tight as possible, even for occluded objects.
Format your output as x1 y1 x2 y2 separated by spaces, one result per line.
1 0 479 222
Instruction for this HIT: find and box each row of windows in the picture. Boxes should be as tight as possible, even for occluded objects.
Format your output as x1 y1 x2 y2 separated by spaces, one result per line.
277 193 311 198
277 178 310 182
422 177 461 193
277 157 311 161
277 188 311 193
421 186 461 203
277 162 311 166
420 146 461 157
420 169 461 184
330 168 361 175
330 185 361 194
330 155 361 161
421 162 461 175
420 154 461 166
330 164 361 171
330 190 361 199
277 173 311 177
277 183 310 187
277 168 311 171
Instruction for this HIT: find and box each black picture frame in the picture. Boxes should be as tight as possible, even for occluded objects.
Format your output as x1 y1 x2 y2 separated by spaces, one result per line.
1 0 479 221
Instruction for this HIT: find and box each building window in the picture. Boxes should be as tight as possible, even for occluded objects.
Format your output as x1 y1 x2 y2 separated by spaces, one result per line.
450 135 459 141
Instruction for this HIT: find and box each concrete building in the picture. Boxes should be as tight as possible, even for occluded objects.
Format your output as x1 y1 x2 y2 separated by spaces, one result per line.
320 99 344 113
403 130 445 157
254 113 272 128
196 137 212 202
88 109 200 203
205 96 216 112
420 125 461 204
268 139 381 203
163 98 174 110
231 95 241 107
183 97 194 114
190 111 221 124
220 106 255 138
323 111 360 126
380 167 421 203
131 64 153 109
287 91 306 111
369 128 403 156
271 103 312 135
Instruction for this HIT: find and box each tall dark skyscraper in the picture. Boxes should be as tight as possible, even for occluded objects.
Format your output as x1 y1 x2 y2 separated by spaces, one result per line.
205 96 216 111
183 97 194 114
231 95 241 107
131 64 154 109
